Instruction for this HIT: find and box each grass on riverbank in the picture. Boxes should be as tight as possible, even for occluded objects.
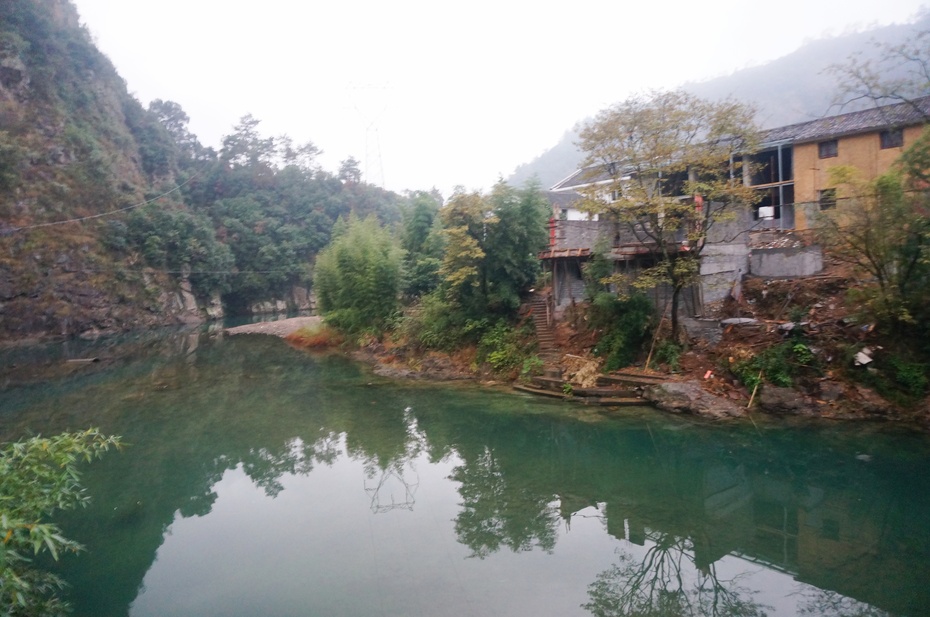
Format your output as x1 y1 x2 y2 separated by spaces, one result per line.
284 322 344 349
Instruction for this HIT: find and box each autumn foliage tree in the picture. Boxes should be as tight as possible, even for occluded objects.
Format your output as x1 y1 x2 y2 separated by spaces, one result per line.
577 90 760 339
440 181 549 319
401 181 549 352
821 25 930 354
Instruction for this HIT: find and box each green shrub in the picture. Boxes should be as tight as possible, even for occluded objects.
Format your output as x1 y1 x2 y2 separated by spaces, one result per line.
0 429 122 615
888 356 929 398
652 340 682 372
520 355 545 382
314 215 403 337
730 341 819 390
590 293 655 371
477 321 535 375
851 353 928 404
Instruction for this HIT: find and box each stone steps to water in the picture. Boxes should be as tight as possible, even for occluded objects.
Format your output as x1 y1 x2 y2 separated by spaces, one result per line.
513 383 645 407
531 376 569 391
574 386 639 398
519 375 646 407
519 293 667 408
582 396 646 407
532 376 636 397
513 384 568 399
529 294 557 352
597 372 668 387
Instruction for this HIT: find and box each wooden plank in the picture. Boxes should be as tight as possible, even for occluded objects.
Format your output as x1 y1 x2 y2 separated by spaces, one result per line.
597 374 666 387
583 397 647 407
531 376 567 392
513 384 567 399
572 386 638 397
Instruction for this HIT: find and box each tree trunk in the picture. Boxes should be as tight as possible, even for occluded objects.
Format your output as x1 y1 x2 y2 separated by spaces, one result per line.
670 283 682 343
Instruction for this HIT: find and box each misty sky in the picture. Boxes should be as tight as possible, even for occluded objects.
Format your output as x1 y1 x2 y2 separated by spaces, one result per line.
72 0 927 196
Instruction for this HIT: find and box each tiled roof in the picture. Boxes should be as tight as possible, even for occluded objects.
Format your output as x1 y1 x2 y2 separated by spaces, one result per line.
761 96 930 145
538 247 591 260
544 190 583 208
551 97 930 192
550 165 614 191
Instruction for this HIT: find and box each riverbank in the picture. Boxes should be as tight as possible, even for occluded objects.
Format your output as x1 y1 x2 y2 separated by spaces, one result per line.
225 316 323 338
224 316 929 427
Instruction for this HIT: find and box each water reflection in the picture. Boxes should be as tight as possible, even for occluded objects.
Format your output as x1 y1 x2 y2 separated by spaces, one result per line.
450 446 560 558
585 536 769 617
364 461 419 513
1 331 929 616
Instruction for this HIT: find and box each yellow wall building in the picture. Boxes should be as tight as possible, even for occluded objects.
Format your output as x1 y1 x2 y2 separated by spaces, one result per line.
748 97 930 230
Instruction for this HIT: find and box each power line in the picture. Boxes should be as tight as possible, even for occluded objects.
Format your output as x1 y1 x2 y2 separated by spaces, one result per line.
83 268 303 275
5 166 204 234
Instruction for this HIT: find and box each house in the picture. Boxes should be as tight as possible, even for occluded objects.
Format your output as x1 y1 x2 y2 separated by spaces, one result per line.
746 95 930 230
540 96 930 314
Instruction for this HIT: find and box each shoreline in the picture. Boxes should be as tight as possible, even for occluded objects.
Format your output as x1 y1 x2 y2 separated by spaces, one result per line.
225 316 323 338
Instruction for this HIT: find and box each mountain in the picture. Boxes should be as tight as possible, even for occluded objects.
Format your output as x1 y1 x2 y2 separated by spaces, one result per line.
0 0 191 339
0 0 407 342
508 13 930 190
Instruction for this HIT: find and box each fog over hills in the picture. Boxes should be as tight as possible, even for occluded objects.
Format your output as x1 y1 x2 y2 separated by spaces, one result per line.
509 13 930 190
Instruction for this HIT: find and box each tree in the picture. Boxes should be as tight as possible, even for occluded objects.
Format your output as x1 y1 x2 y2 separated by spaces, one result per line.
277 135 321 172
0 429 122 616
482 180 550 313
148 99 198 158
338 157 362 184
221 114 277 170
827 25 930 116
815 164 930 338
313 215 403 335
438 189 490 314
400 191 444 298
126 205 235 298
820 23 930 350
439 181 549 318
577 90 760 340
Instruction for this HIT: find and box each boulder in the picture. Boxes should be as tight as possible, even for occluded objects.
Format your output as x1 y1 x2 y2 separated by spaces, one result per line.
853 385 893 416
643 381 746 419
758 386 817 415
818 380 845 402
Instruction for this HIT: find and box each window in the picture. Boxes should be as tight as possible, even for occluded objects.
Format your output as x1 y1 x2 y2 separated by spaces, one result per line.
818 140 838 159
753 184 794 221
819 188 837 210
880 128 904 149
747 147 792 186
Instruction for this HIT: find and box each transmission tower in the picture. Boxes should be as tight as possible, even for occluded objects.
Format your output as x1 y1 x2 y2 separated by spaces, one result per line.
346 82 391 188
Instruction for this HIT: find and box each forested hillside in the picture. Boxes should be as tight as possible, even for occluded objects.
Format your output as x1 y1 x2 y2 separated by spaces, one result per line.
509 12 930 189
0 0 408 341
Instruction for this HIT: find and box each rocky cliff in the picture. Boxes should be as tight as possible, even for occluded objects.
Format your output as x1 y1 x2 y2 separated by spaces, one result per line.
0 0 217 341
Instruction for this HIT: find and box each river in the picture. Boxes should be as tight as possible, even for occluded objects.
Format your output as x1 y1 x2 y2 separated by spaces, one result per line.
2 328 929 616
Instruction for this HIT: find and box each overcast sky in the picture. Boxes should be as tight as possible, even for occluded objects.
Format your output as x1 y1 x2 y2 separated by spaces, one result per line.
72 0 927 196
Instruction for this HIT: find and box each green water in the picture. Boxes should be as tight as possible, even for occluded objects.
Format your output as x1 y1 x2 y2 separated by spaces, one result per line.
2 330 929 616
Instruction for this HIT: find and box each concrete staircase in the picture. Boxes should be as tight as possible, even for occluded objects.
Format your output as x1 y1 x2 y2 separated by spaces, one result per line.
518 292 663 408
529 293 558 355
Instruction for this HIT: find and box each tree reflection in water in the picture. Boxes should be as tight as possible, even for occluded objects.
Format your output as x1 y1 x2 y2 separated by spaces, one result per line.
796 588 892 617
450 446 560 558
584 533 769 617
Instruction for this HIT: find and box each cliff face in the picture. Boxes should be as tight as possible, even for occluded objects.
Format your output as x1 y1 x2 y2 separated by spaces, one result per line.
0 0 205 341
